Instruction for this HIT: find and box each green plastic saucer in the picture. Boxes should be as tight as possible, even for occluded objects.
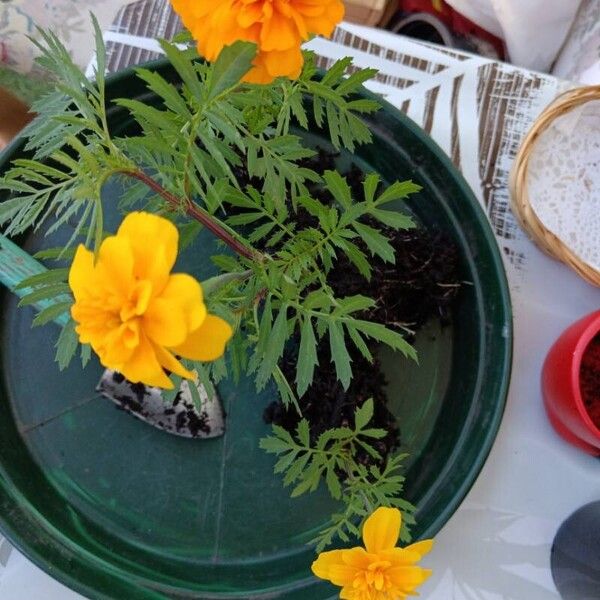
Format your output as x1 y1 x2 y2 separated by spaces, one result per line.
0 61 512 599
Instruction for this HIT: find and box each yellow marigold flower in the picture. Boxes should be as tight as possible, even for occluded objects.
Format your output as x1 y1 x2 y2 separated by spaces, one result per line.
69 212 232 389
170 0 345 83
312 507 433 600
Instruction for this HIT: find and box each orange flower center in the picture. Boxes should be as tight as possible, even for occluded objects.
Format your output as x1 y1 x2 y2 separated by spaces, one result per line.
120 279 152 323
352 560 399 600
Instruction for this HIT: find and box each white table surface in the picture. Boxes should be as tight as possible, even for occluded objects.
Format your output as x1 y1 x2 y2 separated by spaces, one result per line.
1 15 599 600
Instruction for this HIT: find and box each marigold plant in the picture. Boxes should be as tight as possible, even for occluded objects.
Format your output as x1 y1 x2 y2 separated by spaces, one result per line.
0 13 429 556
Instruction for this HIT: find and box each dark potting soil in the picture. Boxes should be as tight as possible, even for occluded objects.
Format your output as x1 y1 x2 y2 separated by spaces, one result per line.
258 148 462 467
581 334 600 429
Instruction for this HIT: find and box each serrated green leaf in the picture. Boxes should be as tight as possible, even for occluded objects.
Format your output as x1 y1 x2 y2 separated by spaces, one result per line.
336 295 375 315
272 450 299 474
371 208 415 230
291 475 317 498
360 428 387 439
80 343 92 368
289 90 308 129
334 238 371 280
283 452 311 487
296 316 318 397
201 271 249 296
353 222 395 263
363 173 380 204
356 439 381 460
346 326 373 362
336 68 378 95
296 419 310 447
353 320 417 361
247 220 275 243
158 39 204 98
271 424 294 445
55 319 78 370
18 283 71 307
256 303 289 389
325 466 342 500
375 180 422 205
298 196 326 219
328 320 352 389
15 268 69 290
134 68 191 117
354 398 374 430
32 301 72 326
321 57 353 86
323 170 352 209
209 41 257 98
317 427 353 446
259 435 292 454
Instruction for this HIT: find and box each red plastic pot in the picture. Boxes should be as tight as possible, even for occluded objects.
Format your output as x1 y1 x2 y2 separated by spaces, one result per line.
542 310 600 455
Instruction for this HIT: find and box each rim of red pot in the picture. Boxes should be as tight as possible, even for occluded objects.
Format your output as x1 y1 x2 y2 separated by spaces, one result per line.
571 310 600 439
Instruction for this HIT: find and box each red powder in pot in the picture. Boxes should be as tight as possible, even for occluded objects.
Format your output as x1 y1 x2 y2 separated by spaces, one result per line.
580 334 600 429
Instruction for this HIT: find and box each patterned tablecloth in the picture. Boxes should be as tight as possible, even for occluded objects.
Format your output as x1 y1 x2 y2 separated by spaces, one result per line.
1 2 599 598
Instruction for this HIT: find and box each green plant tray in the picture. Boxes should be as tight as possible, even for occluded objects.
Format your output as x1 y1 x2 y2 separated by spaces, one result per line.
0 61 512 599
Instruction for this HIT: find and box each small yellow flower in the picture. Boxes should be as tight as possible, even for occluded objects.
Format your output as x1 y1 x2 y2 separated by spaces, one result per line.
170 0 345 84
312 507 433 600
69 212 232 389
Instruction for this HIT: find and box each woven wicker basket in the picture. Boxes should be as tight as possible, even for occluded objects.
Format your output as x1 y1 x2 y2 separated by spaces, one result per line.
509 85 600 287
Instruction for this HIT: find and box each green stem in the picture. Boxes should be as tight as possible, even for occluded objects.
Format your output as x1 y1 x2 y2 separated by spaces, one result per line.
119 169 259 262
345 465 374 513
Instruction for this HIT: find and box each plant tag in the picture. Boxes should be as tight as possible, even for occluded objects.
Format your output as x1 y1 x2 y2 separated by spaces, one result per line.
0 234 69 326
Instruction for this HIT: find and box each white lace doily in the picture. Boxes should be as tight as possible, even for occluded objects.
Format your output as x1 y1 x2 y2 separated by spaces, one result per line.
527 98 600 273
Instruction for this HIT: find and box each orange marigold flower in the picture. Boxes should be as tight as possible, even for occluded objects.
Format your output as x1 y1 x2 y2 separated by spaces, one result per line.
312 507 433 600
170 0 345 83
69 212 232 389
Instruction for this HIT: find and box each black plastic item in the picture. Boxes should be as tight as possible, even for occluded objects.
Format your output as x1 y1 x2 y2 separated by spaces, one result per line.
391 12 455 46
389 11 502 59
551 501 600 600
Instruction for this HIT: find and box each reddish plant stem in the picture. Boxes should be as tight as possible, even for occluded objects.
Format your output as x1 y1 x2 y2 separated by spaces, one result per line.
120 169 257 262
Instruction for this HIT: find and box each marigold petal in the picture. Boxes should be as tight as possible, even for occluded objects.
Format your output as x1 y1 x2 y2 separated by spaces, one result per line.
327 563 357 587
143 274 206 347
339 588 355 600
161 274 206 330
237 1 263 28
311 549 346 580
302 0 345 36
171 314 233 362
243 57 277 84
341 547 371 569
380 546 422 566
97 321 138 367
260 7 301 51
262 47 303 79
404 538 434 559
117 212 178 293
96 235 135 300
120 332 173 389
387 565 432 592
153 343 195 380
362 507 401 553
143 298 192 347
294 1 326 17
69 245 96 301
